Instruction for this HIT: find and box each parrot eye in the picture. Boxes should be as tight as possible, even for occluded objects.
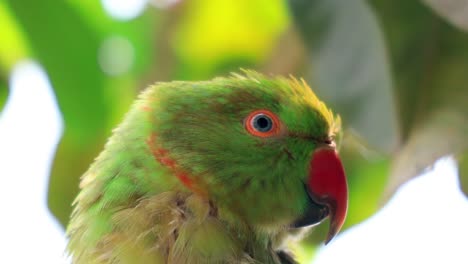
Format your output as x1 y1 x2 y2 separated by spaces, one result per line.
253 115 272 132
245 110 281 137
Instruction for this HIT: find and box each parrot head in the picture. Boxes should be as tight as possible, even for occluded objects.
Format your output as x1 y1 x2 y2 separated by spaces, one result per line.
145 71 348 244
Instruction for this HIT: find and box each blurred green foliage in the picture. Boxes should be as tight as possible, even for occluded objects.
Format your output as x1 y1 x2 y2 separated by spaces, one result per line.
0 81 6 110
172 0 289 79
0 3 28 110
1 0 467 262
290 0 398 153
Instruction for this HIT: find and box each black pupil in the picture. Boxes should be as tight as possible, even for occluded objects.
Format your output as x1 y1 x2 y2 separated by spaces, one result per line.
253 114 273 132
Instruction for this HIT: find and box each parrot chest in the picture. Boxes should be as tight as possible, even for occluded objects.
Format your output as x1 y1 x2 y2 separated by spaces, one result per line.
93 191 294 264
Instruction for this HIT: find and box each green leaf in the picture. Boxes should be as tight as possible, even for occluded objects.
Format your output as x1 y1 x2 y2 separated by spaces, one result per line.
0 2 30 112
458 151 468 196
0 3 30 73
369 0 468 199
288 0 399 153
8 0 157 226
68 2 158 76
423 0 468 32
6 0 110 141
0 77 7 111
0 2 30 113
6 0 111 226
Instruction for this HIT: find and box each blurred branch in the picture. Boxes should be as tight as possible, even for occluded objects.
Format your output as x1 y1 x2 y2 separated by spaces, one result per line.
261 27 307 76
423 0 468 32
145 3 186 83
370 0 468 200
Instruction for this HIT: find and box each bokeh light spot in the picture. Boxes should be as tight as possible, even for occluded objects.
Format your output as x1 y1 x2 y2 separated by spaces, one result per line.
101 0 148 21
98 36 135 76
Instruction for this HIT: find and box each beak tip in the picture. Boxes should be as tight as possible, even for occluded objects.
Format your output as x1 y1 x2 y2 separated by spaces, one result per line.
323 200 347 245
324 221 340 245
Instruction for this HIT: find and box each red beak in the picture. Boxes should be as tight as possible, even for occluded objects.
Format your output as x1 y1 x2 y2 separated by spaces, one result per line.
308 147 348 244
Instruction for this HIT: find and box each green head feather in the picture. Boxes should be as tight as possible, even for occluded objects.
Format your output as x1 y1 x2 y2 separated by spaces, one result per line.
144 71 340 227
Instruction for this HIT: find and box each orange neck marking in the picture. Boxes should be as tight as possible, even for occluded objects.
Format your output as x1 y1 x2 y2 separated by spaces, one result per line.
146 133 206 197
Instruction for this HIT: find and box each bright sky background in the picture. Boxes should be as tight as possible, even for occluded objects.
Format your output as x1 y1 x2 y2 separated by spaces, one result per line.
1 60 468 264
1 1 467 263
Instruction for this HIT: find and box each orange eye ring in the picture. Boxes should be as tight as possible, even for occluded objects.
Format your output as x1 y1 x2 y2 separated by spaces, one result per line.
245 109 282 138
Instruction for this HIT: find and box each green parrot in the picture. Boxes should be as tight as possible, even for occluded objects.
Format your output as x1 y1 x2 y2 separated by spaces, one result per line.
67 71 348 264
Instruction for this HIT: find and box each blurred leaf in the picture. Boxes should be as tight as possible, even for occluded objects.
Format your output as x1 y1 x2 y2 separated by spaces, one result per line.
0 78 7 111
341 137 390 227
261 28 307 75
172 0 290 79
69 2 158 76
423 0 468 32
6 0 112 226
66 2 158 123
288 0 399 153
6 0 110 141
293 242 317 264
370 0 468 199
0 3 31 113
0 3 30 73
458 151 468 196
